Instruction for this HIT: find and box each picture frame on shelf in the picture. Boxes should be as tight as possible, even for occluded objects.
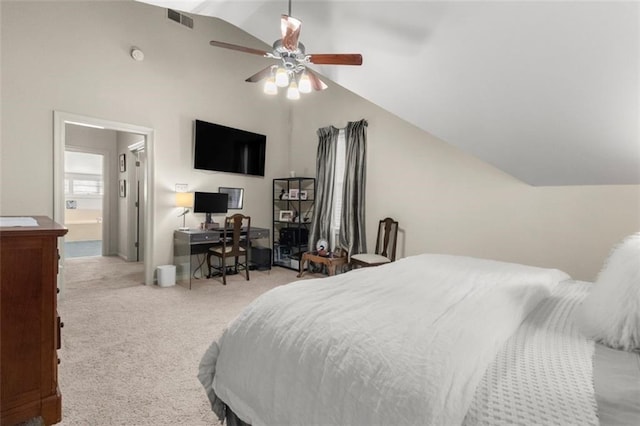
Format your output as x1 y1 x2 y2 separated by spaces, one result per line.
288 189 299 200
279 210 294 222
299 190 308 200
119 154 126 172
219 187 244 209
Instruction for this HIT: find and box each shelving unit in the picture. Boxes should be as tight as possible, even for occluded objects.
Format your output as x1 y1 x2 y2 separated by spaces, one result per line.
273 177 315 271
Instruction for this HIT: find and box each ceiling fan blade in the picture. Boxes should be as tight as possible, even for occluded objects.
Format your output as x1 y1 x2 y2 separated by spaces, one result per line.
245 66 274 83
209 40 269 57
281 15 302 51
308 53 363 66
305 69 328 91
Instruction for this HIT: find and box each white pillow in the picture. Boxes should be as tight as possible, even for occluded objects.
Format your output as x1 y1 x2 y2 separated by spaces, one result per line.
575 232 640 351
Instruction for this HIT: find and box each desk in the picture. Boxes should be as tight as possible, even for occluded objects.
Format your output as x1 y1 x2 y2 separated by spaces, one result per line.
173 227 270 289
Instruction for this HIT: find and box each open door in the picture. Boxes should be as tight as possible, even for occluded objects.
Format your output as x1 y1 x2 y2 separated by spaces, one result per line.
128 140 146 262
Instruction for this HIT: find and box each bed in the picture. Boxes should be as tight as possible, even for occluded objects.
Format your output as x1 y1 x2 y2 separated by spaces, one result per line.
198 252 640 425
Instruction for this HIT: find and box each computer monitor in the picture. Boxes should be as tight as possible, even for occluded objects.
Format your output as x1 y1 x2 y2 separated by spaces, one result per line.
193 192 229 225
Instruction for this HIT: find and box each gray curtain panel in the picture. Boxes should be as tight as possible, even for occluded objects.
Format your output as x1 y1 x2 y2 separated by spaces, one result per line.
309 126 339 252
310 119 368 258
340 119 368 257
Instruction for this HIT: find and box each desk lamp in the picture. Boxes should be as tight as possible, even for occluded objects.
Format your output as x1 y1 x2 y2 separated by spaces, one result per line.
176 192 194 231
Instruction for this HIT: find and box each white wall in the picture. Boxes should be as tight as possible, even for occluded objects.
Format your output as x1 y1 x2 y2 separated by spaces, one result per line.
2 0 638 282
1 0 291 276
291 85 640 281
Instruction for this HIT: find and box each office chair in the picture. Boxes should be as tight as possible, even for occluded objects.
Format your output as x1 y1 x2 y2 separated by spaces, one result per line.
350 217 399 268
207 214 251 285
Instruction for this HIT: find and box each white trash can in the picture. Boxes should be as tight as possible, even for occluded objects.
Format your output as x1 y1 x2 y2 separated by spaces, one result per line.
157 265 176 287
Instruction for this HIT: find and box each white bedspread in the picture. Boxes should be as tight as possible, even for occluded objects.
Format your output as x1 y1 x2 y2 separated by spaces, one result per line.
199 254 570 426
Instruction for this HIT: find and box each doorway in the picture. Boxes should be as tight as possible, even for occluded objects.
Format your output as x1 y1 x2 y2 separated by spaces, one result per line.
64 150 104 258
53 111 155 291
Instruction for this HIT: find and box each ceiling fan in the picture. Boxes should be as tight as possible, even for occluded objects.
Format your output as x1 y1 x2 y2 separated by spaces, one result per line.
209 0 363 99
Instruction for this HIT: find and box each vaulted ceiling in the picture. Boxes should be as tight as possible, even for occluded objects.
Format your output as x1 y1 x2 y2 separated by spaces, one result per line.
137 0 639 186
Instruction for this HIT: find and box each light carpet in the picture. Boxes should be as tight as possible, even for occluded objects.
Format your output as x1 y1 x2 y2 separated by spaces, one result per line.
58 256 317 425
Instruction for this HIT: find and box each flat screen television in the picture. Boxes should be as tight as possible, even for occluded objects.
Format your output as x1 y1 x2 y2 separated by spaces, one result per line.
193 119 266 177
193 191 228 225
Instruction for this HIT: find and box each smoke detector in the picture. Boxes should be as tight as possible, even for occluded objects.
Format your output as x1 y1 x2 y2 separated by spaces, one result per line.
130 47 144 61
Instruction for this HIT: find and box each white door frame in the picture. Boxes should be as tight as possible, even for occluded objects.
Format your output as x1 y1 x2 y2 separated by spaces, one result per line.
53 111 155 289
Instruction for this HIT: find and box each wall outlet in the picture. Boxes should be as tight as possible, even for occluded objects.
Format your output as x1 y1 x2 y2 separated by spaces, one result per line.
175 183 188 192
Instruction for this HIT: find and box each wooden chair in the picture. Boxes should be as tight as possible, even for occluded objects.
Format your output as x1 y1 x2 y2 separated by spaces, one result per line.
350 217 399 268
207 214 251 285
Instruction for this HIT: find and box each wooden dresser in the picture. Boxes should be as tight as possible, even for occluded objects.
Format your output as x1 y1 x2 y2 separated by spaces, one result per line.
1 216 67 425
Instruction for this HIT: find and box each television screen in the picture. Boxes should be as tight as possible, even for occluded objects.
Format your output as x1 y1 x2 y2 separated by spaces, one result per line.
193 192 229 214
194 120 266 177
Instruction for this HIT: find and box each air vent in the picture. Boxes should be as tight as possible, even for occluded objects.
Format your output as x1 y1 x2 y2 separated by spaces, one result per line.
167 9 180 23
181 15 194 29
167 9 193 29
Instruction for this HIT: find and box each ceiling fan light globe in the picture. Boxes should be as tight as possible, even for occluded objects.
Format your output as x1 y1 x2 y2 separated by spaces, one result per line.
275 67 289 87
298 72 312 94
264 77 278 95
287 81 300 100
